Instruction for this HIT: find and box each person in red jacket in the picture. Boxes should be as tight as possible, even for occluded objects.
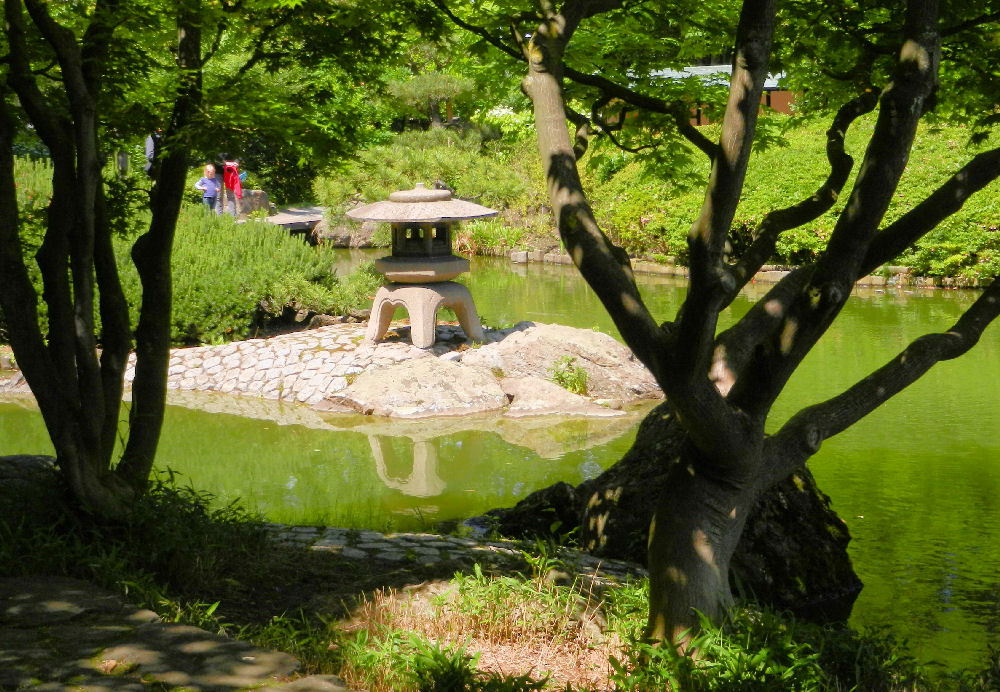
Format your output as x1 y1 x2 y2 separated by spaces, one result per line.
222 160 243 217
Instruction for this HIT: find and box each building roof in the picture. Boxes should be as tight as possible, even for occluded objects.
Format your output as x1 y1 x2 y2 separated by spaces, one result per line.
651 64 786 90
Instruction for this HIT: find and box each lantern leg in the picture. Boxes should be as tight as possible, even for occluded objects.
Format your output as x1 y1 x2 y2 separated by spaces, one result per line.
448 288 485 343
366 286 399 343
365 282 484 348
406 290 446 348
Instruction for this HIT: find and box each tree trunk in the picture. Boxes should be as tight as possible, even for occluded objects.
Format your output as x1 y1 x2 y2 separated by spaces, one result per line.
428 99 444 128
644 445 754 643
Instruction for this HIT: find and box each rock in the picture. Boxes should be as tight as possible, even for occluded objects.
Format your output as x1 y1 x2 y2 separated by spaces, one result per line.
500 376 623 418
313 215 379 247
328 358 509 417
238 189 271 218
0 455 69 524
485 400 862 623
477 481 580 539
730 470 862 622
460 323 662 402
309 314 350 328
510 250 529 263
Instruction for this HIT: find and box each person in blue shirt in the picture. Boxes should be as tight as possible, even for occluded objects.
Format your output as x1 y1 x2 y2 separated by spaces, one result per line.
193 164 221 214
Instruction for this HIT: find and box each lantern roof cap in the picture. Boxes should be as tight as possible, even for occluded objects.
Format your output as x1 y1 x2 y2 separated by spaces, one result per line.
346 183 498 223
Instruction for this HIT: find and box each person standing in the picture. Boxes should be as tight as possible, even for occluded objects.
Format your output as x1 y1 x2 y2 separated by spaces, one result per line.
223 159 243 217
194 164 221 214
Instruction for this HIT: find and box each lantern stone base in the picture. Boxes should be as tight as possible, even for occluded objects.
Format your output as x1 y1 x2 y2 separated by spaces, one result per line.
374 255 470 283
366 281 485 348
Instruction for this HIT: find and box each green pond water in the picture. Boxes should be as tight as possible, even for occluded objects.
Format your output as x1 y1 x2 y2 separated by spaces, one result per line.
2 252 998 671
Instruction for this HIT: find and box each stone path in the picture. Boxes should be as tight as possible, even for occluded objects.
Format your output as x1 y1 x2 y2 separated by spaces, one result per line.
1 320 661 422
0 575 347 691
263 522 646 587
0 456 647 690
0 521 644 691
154 322 472 407
0 322 490 406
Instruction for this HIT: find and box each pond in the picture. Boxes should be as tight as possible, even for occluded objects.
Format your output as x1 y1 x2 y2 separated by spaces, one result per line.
2 252 998 672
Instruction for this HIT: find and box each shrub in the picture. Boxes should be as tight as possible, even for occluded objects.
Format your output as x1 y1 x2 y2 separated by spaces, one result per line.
456 218 526 256
114 209 382 345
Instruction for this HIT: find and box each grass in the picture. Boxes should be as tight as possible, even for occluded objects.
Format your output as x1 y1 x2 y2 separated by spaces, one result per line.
549 355 590 396
2 465 998 691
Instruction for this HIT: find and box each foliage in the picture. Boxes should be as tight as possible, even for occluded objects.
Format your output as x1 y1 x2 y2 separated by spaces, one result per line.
548 356 589 396
107 1 444 206
314 128 530 212
0 471 267 617
113 209 382 346
608 601 928 692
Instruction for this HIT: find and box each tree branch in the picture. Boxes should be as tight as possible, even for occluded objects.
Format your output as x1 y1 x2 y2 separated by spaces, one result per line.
563 104 595 160
715 144 1000 406
862 146 1000 273
670 102 719 160
235 12 295 78
763 277 1000 486
520 2 669 381
3 1 73 157
429 0 523 62
733 0 942 418
727 90 879 299
941 10 1000 37
675 0 776 383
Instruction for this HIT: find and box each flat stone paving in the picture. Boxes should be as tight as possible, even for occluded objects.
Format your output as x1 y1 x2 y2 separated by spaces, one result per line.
0 322 489 405
153 323 440 406
0 574 346 691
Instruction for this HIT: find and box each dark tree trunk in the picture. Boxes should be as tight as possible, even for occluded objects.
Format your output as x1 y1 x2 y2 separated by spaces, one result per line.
428 99 445 128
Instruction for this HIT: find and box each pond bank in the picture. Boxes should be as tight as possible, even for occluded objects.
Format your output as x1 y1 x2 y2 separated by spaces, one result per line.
509 249 982 289
0 453 644 691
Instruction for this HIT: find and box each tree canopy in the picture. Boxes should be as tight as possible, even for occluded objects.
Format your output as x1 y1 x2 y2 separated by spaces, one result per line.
0 0 439 517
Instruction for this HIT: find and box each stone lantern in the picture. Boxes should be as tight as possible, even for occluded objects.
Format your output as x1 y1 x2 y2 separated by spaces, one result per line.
346 183 497 348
